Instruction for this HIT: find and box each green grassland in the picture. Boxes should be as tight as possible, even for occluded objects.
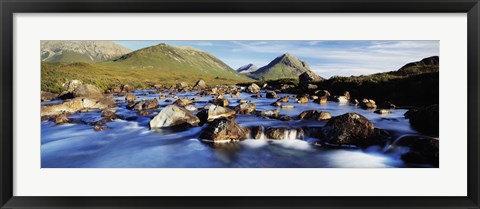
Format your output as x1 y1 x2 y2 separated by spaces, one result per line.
41 44 253 93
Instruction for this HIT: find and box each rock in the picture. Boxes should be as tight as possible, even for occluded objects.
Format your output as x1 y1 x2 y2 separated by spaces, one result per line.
281 105 294 109
212 98 230 107
111 86 122 93
184 104 198 112
265 127 304 140
199 118 249 142
390 135 439 166
405 104 439 136
72 84 104 99
122 84 135 93
149 105 200 128
307 84 318 90
94 125 108 131
336 96 349 103
280 116 295 121
360 99 377 109
101 109 117 118
299 71 323 87
277 96 289 103
259 109 280 118
125 93 137 103
251 94 262 98
128 98 158 111
62 80 83 92
174 98 193 106
176 82 189 90
237 99 248 104
299 110 332 120
234 103 256 114
41 97 114 118
313 97 328 104
207 105 236 121
41 91 58 101
313 90 330 104
322 112 389 147
374 109 391 114
381 101 396 109
352 99 359 105
54 114 70 124
297 96 308 104
271 101 282 107
250 126 265 139
246 83 261 94
266 91 277 98
165 99 173 102
193 80 207 90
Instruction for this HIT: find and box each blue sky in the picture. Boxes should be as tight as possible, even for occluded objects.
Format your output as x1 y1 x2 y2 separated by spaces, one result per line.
115 40 439 78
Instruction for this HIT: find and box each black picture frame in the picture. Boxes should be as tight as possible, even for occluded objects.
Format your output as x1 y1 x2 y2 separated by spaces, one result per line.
1 0 479 208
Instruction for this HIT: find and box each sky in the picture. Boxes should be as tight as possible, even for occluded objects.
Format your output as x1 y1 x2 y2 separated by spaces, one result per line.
115 40 439 78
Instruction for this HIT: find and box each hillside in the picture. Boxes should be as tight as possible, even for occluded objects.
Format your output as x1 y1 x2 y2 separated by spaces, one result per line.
250 53 323 80
41 41 132 63
312 56 439 106
41 43 253 93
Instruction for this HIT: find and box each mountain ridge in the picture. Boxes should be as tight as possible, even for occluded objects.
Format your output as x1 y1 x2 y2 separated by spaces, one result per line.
41 40 132 63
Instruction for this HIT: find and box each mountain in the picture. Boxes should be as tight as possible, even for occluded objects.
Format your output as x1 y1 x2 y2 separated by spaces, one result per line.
395 56 439 75
250 53 323 80
41 41 132 63
237 64 259 74
41 43 253 93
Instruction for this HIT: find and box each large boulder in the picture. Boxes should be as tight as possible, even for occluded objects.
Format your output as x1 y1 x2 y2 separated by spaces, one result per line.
207 105 236 121
41 97 114 119
246 83 260 94
193 80 207 90
264 127 304 140
176 82 189 91
322 112 388 147
405 104 439 136
62 80 83 92
299 71 323 87
72 84 104 99
199 118 249 142
390 135 439 166
299 110 332 120
234 103 256 114
149 105 200 128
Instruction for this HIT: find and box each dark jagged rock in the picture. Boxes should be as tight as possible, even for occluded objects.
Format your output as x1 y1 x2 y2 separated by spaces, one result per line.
322 112 389 147
266 91 277 98
405 104 439 136
390 135 439 166
199 118 249 142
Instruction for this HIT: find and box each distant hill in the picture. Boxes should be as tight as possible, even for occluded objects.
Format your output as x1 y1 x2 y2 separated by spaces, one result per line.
250 53 323 80
394 56 439 76
41 43 253 93
41 41 132 63
237 64 259 74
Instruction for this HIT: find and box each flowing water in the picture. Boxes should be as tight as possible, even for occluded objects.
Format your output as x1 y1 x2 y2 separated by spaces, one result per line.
41 89 432 168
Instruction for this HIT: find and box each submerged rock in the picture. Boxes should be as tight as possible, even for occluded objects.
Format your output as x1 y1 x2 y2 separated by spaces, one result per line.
265 127 304 140
322 112 389 147
374 109 391 114
174 98 193 106
390 135 439 166
266 91 277 98
127 98 158 111
149 105 200 128
234 103 256 114
41 91 58 101
405 104 439 136
101 109 117 118
299 110 332 120
54 114 70 124
199 118 249 142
